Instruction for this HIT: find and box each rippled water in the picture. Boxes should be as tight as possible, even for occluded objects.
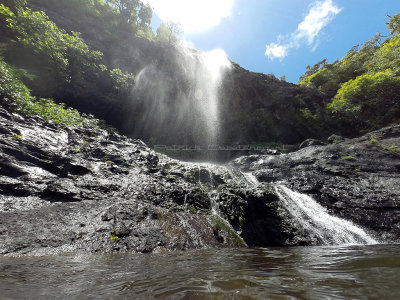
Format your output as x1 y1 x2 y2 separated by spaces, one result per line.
1 245 400 299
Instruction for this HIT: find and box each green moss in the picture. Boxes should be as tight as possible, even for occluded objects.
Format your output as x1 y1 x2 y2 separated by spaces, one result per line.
13 134 22 140
368 138 378 144
109 235 118 241
210 215 247 247
342 156 357 161
387 145 399 152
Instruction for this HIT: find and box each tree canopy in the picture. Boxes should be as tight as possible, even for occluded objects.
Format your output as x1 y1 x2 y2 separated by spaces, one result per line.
298 13 400 132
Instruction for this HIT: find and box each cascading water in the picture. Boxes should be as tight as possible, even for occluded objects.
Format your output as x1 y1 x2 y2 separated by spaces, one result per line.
242 172 259 186
275 185 378 245
132 46 231 146
242 172 378 246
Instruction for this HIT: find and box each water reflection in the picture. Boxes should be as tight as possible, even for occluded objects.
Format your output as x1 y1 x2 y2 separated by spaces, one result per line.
1 245 400 299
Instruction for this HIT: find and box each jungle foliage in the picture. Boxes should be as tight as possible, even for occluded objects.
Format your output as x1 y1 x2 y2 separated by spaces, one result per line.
299 13 400 133
0 57 101 128
0 1 137 128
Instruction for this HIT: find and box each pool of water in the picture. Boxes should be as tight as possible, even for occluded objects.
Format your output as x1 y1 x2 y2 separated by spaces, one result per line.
1 245 400 299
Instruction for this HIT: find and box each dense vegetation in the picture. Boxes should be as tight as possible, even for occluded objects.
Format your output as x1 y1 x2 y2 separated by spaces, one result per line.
0 57 102 128
299 13 400 134
0 0 139 127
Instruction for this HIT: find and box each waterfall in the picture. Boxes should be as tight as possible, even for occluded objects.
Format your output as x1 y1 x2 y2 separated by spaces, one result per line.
275 185 378 245
241 172 378 246
132 46 231 146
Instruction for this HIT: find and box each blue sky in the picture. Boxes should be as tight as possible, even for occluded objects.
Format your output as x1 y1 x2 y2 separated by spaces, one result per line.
144 0 400 83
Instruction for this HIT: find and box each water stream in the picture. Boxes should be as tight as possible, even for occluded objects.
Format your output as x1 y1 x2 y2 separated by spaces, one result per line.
275 184 378 245
241 171 378 246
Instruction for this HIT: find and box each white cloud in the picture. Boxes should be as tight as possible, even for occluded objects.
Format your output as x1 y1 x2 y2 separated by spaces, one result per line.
265 43 289 60
297 0 342 44
143 0 234 33
265 0 342 60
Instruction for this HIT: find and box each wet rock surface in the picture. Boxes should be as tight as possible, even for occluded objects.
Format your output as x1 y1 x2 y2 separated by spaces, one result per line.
234 124 400 242
1 105 399 256
0 107 251 255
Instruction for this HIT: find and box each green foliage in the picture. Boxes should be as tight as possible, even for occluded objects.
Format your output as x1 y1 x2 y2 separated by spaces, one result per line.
155 22 182 44
0 4 103 80
0 57 101 128
0 56 35 110
23 98 100 127
0 2 136 126
299 14 400 134
327 70 400 126
109 235 119 241
368 35 400 74
105 0 152 27
299 108 318 120
387 145 398 152
387 13 400 36
109 68 135 91
29 0 153 41
299 59 328 82
369 138 378 145
342 156 356 161
155 23 171 42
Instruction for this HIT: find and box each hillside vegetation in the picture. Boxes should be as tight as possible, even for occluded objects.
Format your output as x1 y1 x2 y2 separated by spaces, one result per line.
299 13 400 135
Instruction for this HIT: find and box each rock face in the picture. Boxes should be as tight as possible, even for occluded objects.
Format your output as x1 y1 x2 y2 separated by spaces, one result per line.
0 106 250 255
1 106 400 256
234 125 400 242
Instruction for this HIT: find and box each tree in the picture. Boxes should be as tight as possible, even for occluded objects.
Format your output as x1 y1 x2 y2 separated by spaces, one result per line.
155 21 182 43
0 4 103 80
166 21 182 43
387 13 400 36
327 70 400 126
106 0 152 27
299 59 327 82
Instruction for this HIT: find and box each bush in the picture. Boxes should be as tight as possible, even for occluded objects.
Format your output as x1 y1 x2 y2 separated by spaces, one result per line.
0 57 101 128
327 70 400 127
0 4 103 80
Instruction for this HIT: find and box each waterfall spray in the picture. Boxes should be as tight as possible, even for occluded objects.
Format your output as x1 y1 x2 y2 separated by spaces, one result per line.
132 45 231 146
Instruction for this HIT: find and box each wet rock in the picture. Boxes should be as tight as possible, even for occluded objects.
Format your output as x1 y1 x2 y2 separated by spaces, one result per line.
0 106 242 255
234 124 400 243
299 139 326 149
1 104 400 255
327 134 345 144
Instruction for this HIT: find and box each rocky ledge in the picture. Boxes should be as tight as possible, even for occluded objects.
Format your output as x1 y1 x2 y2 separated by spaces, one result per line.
234 126 400 242
1 106 399 256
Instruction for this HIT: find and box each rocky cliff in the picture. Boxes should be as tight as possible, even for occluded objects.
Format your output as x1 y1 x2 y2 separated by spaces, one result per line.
1 106 399 256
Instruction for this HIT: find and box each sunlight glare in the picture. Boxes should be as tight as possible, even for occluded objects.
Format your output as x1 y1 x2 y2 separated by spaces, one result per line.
143 0 234 33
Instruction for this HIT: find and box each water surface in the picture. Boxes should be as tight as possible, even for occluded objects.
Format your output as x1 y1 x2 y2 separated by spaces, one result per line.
1 245 400 299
